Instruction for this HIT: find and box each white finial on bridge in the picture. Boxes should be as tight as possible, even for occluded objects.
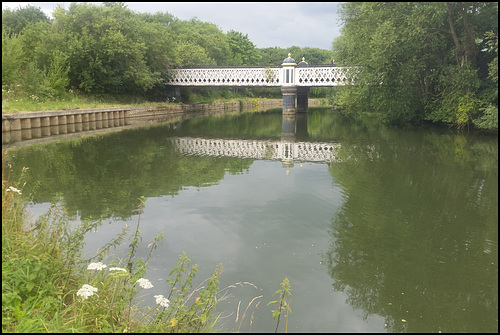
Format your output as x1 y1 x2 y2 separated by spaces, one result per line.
282 53 296 66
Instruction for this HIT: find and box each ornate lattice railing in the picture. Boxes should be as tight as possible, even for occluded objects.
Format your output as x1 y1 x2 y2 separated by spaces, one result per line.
296 67 355 86
166 67 281 86
166 66 355 87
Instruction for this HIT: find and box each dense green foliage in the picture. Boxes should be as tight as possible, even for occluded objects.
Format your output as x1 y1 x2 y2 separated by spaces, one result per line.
2 4 49 36
227 30 261 65
2 2 498 129
1 2 292 103
331 2 498 130
259 46 333 66
1 3 335 105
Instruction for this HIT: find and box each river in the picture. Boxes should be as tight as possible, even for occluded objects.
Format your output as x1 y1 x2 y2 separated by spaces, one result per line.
3 107 498 333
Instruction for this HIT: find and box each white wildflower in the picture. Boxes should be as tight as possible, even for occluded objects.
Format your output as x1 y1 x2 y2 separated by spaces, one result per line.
6 186 21 195
109 267 127 272
77 284 98 299
87 262 107 270
154 294 170 308
136 278 154 289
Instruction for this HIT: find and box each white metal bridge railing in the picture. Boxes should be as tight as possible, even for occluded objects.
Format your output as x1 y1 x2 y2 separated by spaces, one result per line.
166 66 355 87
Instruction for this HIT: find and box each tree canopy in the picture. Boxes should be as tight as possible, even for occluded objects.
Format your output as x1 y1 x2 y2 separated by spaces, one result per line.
2 2 498 130
1 3 268 99
331 2 498 130
2 4 49 36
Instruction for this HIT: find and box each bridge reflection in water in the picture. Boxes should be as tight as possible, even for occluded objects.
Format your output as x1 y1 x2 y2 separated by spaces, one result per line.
168 113 341 170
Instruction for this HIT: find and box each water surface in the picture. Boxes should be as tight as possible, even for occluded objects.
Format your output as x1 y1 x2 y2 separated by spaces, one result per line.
5 108 498 333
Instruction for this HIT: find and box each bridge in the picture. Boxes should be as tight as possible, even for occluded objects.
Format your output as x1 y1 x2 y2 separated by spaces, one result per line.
166 54 356 114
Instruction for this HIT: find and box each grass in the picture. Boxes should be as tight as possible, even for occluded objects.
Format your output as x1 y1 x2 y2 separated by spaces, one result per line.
2 90 181 114
1 150 292 333
1 88 285 114
2 87 327 114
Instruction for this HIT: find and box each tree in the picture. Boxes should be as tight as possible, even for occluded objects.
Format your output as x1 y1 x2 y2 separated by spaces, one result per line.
136 11 177 26
474 29 498 130
170 18 230 66
258 47 287 66
176 43 216 66
2 5 49 36
298 47 332 65
50 2 176 95
332 2 498 130
226 30 260 65
2 5 54 99
258 46 331 66
2 19 70 100
2 30 22 90
102 2 127 8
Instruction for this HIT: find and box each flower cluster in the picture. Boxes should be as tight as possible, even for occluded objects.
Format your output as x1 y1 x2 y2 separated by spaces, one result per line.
154 294 170 308
77 284 98 299
87 262 107 270
5 186 21 195
81 262 168 311
136 278 154 289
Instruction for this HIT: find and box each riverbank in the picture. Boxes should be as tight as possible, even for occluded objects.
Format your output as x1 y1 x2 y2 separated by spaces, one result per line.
2 98 325 147
2 99 283 129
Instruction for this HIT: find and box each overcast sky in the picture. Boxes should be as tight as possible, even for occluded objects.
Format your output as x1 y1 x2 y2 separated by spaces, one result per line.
2 2 343 50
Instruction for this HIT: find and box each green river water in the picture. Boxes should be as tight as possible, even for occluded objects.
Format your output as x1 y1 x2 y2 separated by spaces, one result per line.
4 107 498 333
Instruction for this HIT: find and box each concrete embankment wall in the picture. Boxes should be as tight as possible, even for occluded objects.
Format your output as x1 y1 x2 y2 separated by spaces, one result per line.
127 99 286 122
2 99 323 146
